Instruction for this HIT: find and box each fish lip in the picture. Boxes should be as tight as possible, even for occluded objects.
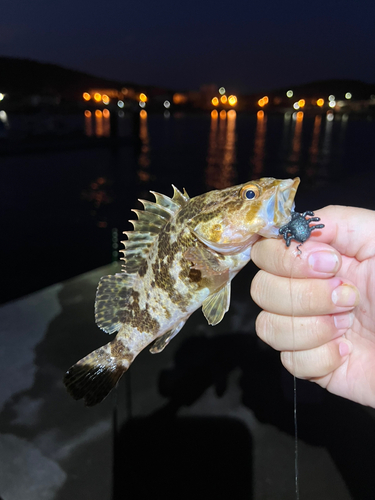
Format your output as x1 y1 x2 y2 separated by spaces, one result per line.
275 177 300 224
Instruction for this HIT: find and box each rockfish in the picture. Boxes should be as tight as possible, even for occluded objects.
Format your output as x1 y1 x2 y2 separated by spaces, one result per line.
64 177 300 406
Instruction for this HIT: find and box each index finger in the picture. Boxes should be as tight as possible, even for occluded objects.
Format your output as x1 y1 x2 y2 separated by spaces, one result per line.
251 237 341 278
313 205 375 261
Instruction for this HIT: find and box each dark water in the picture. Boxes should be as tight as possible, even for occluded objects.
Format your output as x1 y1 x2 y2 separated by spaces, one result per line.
1 111 375 304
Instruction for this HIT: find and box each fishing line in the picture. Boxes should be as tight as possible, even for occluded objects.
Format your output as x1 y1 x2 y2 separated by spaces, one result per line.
290 245 302 500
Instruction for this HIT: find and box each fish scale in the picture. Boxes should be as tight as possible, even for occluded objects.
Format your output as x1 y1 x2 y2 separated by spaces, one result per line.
64 177 300 406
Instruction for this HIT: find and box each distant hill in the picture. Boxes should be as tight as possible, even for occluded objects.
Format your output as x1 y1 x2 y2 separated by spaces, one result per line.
270 79 375 100
0 56 139 97
1 56 374 102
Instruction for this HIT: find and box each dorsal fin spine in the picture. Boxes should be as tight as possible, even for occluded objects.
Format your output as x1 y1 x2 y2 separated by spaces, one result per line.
131 209 166 226
172 184 189 206
150 191 180 212
138 199 174 219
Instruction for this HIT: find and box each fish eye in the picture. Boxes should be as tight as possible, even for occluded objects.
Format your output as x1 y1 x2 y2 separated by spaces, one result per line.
240 184 260 201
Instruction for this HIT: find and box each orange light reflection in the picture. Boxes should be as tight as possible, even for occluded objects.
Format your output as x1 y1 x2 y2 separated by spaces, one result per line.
205 102 237 189
251 110 267 175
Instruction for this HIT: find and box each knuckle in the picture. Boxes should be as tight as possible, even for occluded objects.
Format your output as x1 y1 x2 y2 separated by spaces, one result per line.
255 311 272 344
250 270 266 306
298 280 322 315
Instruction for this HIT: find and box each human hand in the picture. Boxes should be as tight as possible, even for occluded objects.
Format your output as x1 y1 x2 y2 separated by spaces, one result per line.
250 205 375 408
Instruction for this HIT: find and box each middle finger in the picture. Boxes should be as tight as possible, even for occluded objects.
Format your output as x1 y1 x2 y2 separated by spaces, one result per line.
251 272 360 316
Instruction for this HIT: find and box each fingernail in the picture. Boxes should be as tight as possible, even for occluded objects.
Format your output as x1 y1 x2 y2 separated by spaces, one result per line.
334 312 354 330
308 251 339 274
332 284 360 307
339 340 352 357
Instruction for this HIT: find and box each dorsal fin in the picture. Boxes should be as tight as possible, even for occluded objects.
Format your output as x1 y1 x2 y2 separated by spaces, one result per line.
121 187 187 274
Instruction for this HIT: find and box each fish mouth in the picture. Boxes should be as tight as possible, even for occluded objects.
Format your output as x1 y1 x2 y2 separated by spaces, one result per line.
259 177 300 237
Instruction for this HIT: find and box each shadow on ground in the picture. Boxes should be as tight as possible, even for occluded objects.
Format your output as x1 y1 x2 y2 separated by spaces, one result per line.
113 331 375 500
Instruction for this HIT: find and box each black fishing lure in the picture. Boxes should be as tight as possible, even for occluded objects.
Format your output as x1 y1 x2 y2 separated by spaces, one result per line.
279 211 324 247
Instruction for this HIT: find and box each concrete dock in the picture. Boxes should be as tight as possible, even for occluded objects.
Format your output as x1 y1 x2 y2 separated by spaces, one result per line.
0 263 374 499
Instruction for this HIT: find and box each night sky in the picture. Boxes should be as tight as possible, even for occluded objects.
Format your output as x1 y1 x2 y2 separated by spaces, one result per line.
1 0 375 93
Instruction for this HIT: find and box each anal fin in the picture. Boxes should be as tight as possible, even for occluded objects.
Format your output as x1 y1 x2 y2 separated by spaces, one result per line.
202 282 231 326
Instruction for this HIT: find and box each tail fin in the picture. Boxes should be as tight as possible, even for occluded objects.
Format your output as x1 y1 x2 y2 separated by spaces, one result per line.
63 346 127 406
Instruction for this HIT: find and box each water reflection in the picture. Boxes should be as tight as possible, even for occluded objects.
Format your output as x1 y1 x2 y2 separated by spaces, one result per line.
137 110 151 182
250 110 267 176
84 109 110 137
321 112 334 169
309 115 322 166
306 115 322 178
286 111 304 175
205 109 237 189
84 110 92 136
81 176 112 228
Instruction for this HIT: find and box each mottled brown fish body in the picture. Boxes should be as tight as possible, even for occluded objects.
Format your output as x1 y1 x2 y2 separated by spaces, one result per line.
64 177 299 405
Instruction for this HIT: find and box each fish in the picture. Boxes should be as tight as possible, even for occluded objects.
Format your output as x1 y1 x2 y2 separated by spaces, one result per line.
63 177 300 406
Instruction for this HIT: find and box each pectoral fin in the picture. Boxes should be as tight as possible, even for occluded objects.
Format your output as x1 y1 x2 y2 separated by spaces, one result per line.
202 282 231 326
149 320 186 354
184 246 229 277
